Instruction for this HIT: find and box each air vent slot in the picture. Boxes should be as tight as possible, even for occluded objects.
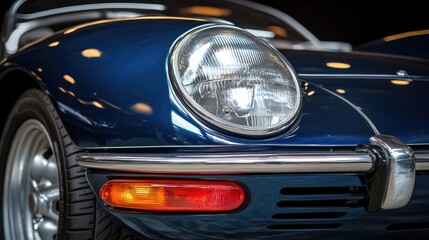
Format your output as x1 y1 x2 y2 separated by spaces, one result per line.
278 186 367 208
269 185 367 231
277 199 365 208
281 186 366 195
272 212 346 219
267 224 342 230
386 222 429 231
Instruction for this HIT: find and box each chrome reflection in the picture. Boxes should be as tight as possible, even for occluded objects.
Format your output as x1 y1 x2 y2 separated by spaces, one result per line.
76 151 373 174
370 135 415 209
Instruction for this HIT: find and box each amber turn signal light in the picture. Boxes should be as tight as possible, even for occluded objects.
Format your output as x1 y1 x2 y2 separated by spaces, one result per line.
99 179 245 212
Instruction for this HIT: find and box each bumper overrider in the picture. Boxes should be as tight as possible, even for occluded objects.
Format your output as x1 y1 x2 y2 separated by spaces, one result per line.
77 135 429 237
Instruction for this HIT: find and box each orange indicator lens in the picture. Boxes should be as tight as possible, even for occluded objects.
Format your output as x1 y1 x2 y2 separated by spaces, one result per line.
100 180 245 212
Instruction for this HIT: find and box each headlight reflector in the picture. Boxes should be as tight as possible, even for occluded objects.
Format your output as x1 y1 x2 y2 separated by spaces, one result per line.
170 25 301 136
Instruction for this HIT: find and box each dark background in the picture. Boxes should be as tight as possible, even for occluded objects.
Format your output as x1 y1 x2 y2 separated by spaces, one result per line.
1 1 428 47
255 1 428 46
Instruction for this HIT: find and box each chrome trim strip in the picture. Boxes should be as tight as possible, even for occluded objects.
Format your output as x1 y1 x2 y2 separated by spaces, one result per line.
226 0 321 46
5 0 27 37
370 135 415 210
298 73 428 79
5 12 102 54
77 152 373 173
77 150 429 173
16 3 166 20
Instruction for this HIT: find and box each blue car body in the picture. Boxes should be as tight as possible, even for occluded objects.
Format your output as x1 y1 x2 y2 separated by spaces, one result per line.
5 19 429 148
1 1 429 239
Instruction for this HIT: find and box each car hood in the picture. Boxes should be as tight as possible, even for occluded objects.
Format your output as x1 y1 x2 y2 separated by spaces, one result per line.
282 49 429 77
283 49 429 144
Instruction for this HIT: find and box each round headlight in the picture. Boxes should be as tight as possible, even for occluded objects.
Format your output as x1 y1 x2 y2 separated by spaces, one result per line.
169 25 301 137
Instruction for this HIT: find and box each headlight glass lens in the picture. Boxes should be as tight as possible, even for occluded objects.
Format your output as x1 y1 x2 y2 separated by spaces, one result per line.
170 25 301 136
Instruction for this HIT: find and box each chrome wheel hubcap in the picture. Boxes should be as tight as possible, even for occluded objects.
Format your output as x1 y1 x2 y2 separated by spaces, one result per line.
3 119 60 240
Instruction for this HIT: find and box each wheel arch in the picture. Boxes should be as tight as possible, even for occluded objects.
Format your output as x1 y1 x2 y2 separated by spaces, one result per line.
0 68 42 139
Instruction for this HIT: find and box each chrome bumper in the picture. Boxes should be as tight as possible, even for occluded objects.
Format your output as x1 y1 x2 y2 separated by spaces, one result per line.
77 135 429 211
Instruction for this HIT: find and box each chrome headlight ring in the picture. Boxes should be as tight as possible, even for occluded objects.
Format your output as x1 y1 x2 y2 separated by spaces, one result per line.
169 24 301 137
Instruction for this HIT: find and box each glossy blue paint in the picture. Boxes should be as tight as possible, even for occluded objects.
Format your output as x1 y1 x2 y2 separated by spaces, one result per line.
3 18 429 147
281 49 429 77
356 32 429 61
1 18 378 148
87 169 429 239
305 77 429 144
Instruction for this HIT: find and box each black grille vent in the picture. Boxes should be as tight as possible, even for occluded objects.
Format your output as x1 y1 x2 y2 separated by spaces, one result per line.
386 222 429 231
268 186 367 230
280 186 366 195
272 212 346 219
267 224 342 230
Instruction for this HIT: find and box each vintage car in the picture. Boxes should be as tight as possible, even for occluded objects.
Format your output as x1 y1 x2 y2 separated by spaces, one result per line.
1 0 429 239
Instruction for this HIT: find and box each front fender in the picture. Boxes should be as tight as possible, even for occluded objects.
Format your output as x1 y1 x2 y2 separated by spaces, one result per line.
1 17 375 148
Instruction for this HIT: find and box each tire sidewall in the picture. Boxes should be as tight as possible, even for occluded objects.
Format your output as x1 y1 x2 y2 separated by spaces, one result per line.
0 89 67 239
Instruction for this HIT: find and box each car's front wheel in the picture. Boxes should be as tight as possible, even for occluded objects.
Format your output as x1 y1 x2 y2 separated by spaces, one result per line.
0 89 132 240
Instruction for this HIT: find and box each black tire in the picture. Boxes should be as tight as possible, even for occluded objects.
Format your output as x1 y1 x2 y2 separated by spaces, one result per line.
0 89 135 240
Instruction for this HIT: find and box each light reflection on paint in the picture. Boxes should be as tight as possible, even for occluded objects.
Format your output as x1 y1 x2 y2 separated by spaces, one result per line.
304 82 309 90
336 89 346 94
59 87 67 93
171 111 202 136
326 62 351 69
0 58 8 65
48 41 60 47
81 48 102 58
391 79 411 86
180 6 231 17
384 29 429 42
63 74 76 84
92 101 104 109
130 102 153 115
